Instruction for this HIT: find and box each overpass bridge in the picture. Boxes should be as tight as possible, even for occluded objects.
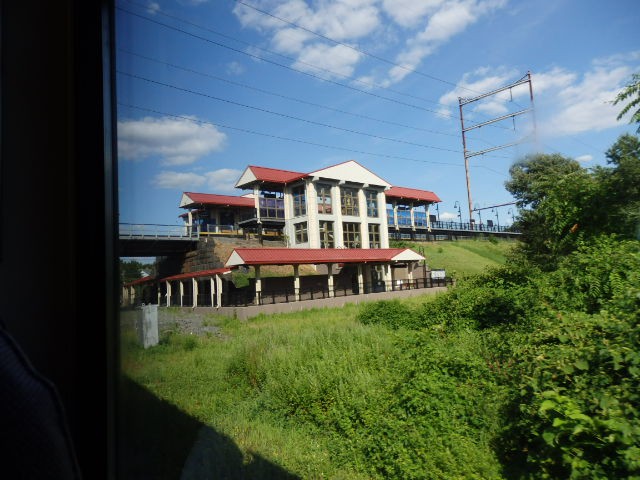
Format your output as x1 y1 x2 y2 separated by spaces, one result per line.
119 224 200 257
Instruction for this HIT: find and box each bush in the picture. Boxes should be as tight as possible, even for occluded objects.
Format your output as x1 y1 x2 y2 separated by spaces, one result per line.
356 299 418 329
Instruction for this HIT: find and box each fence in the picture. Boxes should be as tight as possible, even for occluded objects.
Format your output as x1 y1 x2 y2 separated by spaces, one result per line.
119 223 199 239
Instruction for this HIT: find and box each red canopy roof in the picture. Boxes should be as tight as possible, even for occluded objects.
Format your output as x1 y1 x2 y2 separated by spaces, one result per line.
160 267 232 282
124 276 156 287
385 186 441 203
182 192 254 208
247 166 308 184
226 248 424 266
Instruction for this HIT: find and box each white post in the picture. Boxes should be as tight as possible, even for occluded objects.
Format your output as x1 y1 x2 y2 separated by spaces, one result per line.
327 263 335 298
410 202 415 231
293 264 300 301
393 200 398 230
216 274 223 308
166 281 171 307
179 280 184 307
407 262 414 288
210 277 215 307
192 278 198 308
130 286 136 305
381 264 390 292
254 185 261 222
357 264 364 294
426 204 432 232
254 265 261 305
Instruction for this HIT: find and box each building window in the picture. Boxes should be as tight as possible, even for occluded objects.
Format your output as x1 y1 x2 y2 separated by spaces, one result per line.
368 224 381 248
294 222 308 244
366 190 378 217
316 183 332 214
343 222 361 248
340 187 359 216
259 191 284 219
319 221 334 248
292 185 306 217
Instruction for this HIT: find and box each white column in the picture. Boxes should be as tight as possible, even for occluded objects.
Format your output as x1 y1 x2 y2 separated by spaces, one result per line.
327 263 335 298
390 265 396 290
426 204 432 232
333 184 344 247
210 277 215 307
407 262 414 288
410 202 415 231
379 191 389 248
254 185 261 222
215 274 223 308
192 278 198 308
393 200 398 230
166 281 171 307
381 264 390 292
157 286 161 305
357 264 364 294
306 181 320 248
254 265 261 305
358 189 368 249
179 280 184 307
130 286 136 305
293 264 300 301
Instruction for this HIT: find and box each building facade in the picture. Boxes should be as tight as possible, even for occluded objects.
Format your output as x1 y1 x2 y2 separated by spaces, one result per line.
180 160 441 248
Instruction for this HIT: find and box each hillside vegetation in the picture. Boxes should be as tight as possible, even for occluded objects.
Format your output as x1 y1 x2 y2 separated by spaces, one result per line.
121 134 640 479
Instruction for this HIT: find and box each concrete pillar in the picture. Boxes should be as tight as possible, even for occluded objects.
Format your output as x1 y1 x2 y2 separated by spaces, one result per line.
165 281 171 307
327 263 335 298
407 262 414 288
254 265 261 305
393 201 398 230
179 280 184 307
192 277 198 308
130 285 136 305
137 304 159 348
379 191 390 248
210 277 215 307
215 274 223 308
358 189 368 248
426 204 432 232
293 264 300 301
254 185 261 221
357 264 364 294
333 184 344 247
381 264 390 292
390 265 396 290
157 285 161 305
410 203 415 231
306 181 319 248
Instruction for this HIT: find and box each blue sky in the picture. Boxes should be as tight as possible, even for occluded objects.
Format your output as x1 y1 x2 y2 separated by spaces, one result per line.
116 0 639 229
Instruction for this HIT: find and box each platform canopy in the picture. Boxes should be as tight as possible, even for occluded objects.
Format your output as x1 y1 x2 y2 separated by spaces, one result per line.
225 247 424 267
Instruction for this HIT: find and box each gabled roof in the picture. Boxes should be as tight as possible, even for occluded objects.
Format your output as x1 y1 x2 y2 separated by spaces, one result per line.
385 186 441 203
124 276 156 287
225 248 424 267
235 165 308 189
308 160 391 188
160 267 232 282
180 192 255 209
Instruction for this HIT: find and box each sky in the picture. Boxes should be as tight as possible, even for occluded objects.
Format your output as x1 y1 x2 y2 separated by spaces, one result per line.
115 0 639 230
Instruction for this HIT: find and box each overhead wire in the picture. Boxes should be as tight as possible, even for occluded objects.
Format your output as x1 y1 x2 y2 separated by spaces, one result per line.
118 70 462 153
118 48 460 138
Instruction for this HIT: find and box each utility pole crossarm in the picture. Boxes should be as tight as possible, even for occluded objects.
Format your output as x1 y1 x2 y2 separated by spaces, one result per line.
462 108 531 132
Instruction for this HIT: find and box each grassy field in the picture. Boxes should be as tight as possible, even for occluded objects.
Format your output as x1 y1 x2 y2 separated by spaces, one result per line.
120 239 516 478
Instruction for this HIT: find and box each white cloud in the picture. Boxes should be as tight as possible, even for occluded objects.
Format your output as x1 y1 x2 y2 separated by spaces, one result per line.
294 43 362 77
118 116 227 165
381 0 444 28
384 0 508 85
146 1 160 15
152 171 206 189
575 154 593 163
205 168 243 192
151 168 242 192
226 61 246 75
439 211 458 220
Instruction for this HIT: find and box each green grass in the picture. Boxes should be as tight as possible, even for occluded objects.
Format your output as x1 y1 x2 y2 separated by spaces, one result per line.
120 296 508 479
397 239 515 278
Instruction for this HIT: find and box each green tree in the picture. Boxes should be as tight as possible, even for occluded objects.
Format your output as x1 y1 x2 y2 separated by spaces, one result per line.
120 259 155 284
613 72 640 133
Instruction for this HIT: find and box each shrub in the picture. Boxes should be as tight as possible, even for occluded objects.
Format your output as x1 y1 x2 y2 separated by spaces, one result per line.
356 299 418 329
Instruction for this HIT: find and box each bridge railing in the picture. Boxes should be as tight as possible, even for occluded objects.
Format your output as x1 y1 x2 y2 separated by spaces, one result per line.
119 223 199 240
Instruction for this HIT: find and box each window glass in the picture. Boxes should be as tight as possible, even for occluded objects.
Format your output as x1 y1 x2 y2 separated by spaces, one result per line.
368 224 380 248
343 222 361 248
316 184 332 214
366 190 378 217
319 220 334 248
340 187 359 216
292 185 306 217
294 221 308 244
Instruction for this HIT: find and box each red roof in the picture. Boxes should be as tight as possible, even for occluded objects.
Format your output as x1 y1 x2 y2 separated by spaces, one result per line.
226 248 423 266
385 186 441 203
124 276 156 287
160 267 232 282
248 166 308 184
182 192 254 208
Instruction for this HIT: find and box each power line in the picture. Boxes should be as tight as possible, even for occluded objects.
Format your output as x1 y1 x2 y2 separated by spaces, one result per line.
118 48 460 139
121 0 449 111
116 102 465 167
118 70 462 153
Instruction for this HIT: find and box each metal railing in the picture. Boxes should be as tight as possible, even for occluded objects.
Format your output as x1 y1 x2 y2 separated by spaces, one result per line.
119 223 200 239
226 277 453 307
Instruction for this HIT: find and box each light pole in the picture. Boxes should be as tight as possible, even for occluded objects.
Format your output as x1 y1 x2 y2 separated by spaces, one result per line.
435 203 440 222
491 208 500 230
454 201 462 224
474 203 482 230
507 208 515 225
